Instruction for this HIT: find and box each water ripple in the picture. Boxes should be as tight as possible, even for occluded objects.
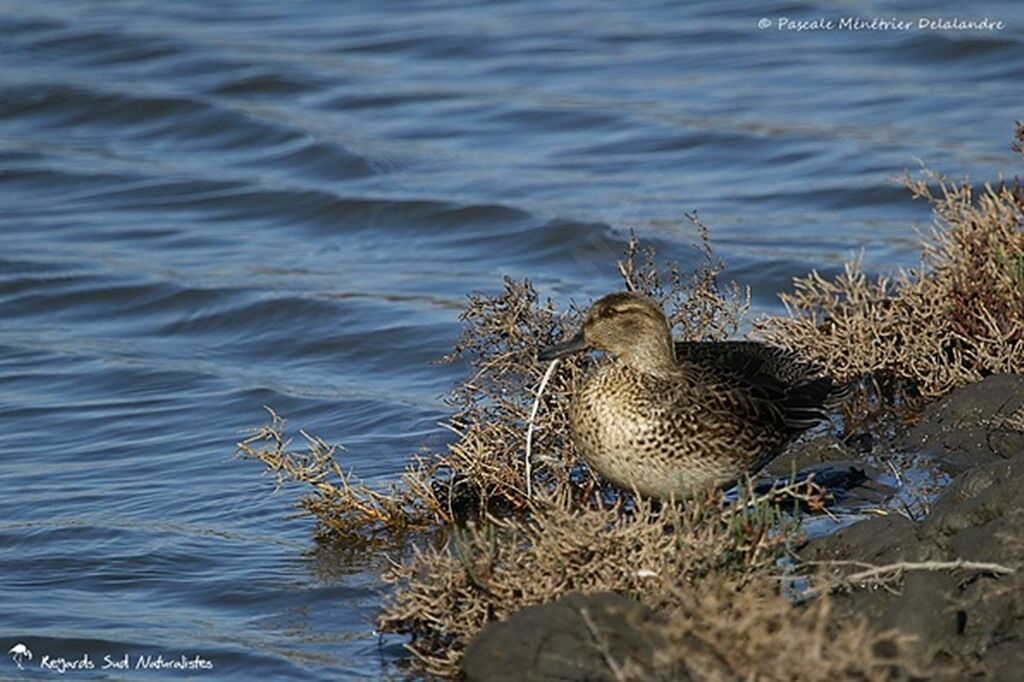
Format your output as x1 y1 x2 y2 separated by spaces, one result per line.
0 0 1021 677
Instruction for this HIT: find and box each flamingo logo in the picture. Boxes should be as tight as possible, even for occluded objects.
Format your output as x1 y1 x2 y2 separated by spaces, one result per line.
8 643 32 670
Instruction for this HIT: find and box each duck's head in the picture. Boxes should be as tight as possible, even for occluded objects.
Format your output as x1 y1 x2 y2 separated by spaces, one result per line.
539 292 676 373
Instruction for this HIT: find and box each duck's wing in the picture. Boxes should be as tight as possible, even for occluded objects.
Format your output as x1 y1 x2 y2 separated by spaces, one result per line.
674 341 819 385
674 341 843 432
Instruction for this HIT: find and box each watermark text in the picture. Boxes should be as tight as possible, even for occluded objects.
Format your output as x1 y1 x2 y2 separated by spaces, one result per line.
759 16 1006 32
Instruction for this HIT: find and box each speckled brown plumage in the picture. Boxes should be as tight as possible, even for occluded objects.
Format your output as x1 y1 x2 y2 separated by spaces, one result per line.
539 292 844 499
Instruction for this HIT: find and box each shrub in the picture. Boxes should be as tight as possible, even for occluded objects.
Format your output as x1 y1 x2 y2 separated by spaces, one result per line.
757 165 1023 399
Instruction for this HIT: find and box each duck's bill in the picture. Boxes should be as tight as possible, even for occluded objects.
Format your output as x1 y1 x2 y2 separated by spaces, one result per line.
538 331 588 361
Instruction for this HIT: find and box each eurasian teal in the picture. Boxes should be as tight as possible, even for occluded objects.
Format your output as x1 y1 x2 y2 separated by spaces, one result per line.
539 291 844 499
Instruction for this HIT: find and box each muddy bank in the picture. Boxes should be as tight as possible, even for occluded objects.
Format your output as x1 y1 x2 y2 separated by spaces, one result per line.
803 373 1024 679
463 374 1024 681
462 592 666 682
899 372 1024 473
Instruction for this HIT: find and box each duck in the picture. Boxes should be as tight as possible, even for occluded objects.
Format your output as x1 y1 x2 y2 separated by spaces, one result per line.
538 291 844 499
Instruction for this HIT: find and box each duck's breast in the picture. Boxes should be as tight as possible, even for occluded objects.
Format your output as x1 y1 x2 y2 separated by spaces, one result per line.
569 364 706 495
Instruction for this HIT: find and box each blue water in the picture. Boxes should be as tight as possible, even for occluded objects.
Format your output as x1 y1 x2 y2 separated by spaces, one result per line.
1 0 1021 678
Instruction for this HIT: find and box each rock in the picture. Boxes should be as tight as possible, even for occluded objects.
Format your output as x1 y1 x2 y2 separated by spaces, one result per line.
800 514 934 566
461 591 673 682
799 420 1024 677
922 456 1024 555
901 374 1024 473
875 571 961 667
762 435 858 476
956 572 1024 676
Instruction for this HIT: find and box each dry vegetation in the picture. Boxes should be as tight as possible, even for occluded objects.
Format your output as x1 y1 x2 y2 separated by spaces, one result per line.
381 488 809 676
236 408 435 542
644 578 921 681
237 137 1024 677
757 136 1024 399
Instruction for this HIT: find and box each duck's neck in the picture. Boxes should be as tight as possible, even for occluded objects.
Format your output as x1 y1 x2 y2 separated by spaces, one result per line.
619 329 678 377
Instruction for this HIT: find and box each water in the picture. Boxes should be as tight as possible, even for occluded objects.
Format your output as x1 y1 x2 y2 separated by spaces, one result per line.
1 0 1020 677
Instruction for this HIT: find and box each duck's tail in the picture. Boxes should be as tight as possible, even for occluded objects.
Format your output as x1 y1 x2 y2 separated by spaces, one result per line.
779 375 851 432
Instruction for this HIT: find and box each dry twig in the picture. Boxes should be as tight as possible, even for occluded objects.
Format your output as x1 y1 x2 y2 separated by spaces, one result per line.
800 559 1016 598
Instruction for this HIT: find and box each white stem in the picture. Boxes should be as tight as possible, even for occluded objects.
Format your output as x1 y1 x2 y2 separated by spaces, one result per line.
525 358 560 499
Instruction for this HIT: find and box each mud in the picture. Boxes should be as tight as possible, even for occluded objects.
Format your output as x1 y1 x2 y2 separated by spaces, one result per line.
462 591 668 682
803 374 1024 678
900 373 1024 473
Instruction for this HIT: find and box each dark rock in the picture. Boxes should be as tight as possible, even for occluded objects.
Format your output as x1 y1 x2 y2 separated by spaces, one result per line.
956 573 1024 666
800 412 1024 677
900 374 1024 473
461 591 675 682
844 431 875 454
986 643 1024 682
800 514 934 566
922 457 1024 556
875 571 960 667
762 435 858 476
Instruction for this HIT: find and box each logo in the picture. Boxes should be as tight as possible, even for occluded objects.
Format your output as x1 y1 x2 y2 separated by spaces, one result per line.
8 643 33 670
6 642 214 673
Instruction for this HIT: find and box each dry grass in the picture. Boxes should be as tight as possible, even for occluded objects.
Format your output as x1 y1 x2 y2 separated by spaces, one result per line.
645 577 921 682
617 214 750 340
380 486 810 676
236 407 436 542
757 164 1023 399
800 559 1015 599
